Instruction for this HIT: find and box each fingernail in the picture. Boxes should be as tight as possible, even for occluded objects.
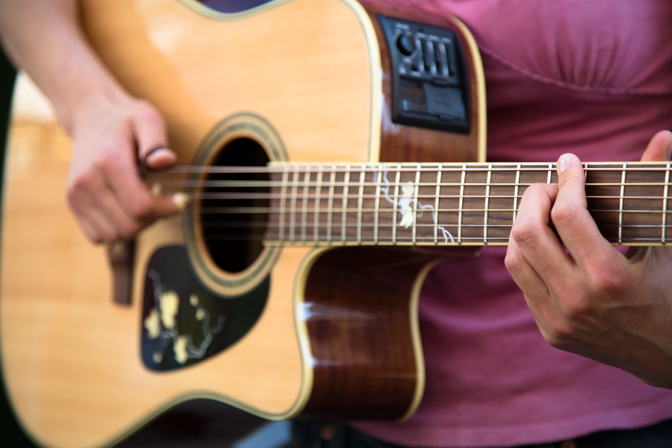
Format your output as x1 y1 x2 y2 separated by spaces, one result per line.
172 192 190 211
143 145 167 162
558 154 572 173
142 146 177 172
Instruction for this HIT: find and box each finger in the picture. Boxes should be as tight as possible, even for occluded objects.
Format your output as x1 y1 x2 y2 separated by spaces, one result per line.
131 103 177 171
506 237 564 343
510 182 571 283
68 188 121 243
111 166 178 223
552 153 614 266
97 122 178 222
68 166 139 241
627 132 672 261
505 237 551 306
640 130 672 162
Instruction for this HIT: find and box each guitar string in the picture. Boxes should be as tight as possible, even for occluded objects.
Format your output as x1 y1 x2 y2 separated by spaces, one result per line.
184 192 671 201
168 165 672 241
197 206 672 214
164 165 672 174
158 179 672 188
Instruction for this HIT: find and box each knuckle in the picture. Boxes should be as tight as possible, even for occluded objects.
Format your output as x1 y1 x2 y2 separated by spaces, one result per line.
510 219 542 249
134 101 162 124
541 320 574 349
520 183 550 202
586 267 627 295
540 328 563 348
550 201 577 228
92 148 119 173
69 170 96 192
504 249 525 276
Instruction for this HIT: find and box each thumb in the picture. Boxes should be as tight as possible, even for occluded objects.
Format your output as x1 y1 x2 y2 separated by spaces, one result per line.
626 131 672 261
640 130 672 162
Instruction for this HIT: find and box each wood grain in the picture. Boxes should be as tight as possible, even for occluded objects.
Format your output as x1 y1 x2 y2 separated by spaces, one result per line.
2 0 382 446
1 1 492 446
302 247 434 420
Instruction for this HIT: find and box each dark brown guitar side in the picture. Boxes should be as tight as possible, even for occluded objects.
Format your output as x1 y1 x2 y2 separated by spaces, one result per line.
300 2 483 417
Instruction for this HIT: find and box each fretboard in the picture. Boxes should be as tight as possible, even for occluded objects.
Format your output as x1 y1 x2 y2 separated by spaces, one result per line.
261 162 672 246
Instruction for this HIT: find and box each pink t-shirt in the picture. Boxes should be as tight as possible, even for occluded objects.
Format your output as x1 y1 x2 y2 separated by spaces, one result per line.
354 1 672 446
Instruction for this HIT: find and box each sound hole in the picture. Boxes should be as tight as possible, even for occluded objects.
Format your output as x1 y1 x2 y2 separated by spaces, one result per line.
201 138 270 274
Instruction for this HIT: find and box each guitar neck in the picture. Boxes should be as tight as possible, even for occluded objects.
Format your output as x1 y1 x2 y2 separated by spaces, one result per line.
260 161 672 246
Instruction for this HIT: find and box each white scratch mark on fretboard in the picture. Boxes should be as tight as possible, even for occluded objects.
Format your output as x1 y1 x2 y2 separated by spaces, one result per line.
379 169 454 243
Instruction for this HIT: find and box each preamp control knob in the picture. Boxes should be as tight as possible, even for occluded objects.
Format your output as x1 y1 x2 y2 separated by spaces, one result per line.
396 34 414 56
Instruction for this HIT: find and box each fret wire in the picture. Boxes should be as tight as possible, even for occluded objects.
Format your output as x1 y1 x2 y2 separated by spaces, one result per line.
434 164 443 244
314 166 323 243
327 165 336 244
357 169 365 245
289 166 300 242
196 192 672 201
513 163 521 224
392 165 401 244
261 160 672 245
341 165 351 244
302 167 310 243
374 168 382 245
413 165 421 244
484 163 493 244
279 166 289 242
664 162 671 244
619 162 627 244
547 163 553 184
458 164 466 244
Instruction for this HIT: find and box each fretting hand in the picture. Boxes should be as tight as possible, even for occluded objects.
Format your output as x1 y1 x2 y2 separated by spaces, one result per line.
505 130 672 388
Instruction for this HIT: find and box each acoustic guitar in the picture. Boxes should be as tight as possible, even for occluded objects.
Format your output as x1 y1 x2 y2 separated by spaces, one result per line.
2 1 670 447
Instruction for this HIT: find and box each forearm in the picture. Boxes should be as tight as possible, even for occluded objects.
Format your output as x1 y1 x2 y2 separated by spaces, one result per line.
0 0 127 133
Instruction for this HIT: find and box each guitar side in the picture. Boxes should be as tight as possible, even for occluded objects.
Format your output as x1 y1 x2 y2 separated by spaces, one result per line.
0 1 485 447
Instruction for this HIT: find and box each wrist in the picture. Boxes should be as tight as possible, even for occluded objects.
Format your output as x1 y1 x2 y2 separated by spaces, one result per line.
54 60 130 135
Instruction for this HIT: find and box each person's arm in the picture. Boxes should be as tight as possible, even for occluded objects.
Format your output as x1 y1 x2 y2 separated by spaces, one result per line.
505 130 672 388
0 0 179 243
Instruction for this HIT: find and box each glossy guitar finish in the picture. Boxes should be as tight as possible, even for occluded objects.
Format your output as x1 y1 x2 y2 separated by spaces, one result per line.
1 1 485 447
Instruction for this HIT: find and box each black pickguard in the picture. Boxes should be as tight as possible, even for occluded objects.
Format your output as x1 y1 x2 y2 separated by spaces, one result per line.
141 245 269 372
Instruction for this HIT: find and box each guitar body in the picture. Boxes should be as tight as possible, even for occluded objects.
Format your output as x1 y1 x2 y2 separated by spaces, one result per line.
1 1 485 447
